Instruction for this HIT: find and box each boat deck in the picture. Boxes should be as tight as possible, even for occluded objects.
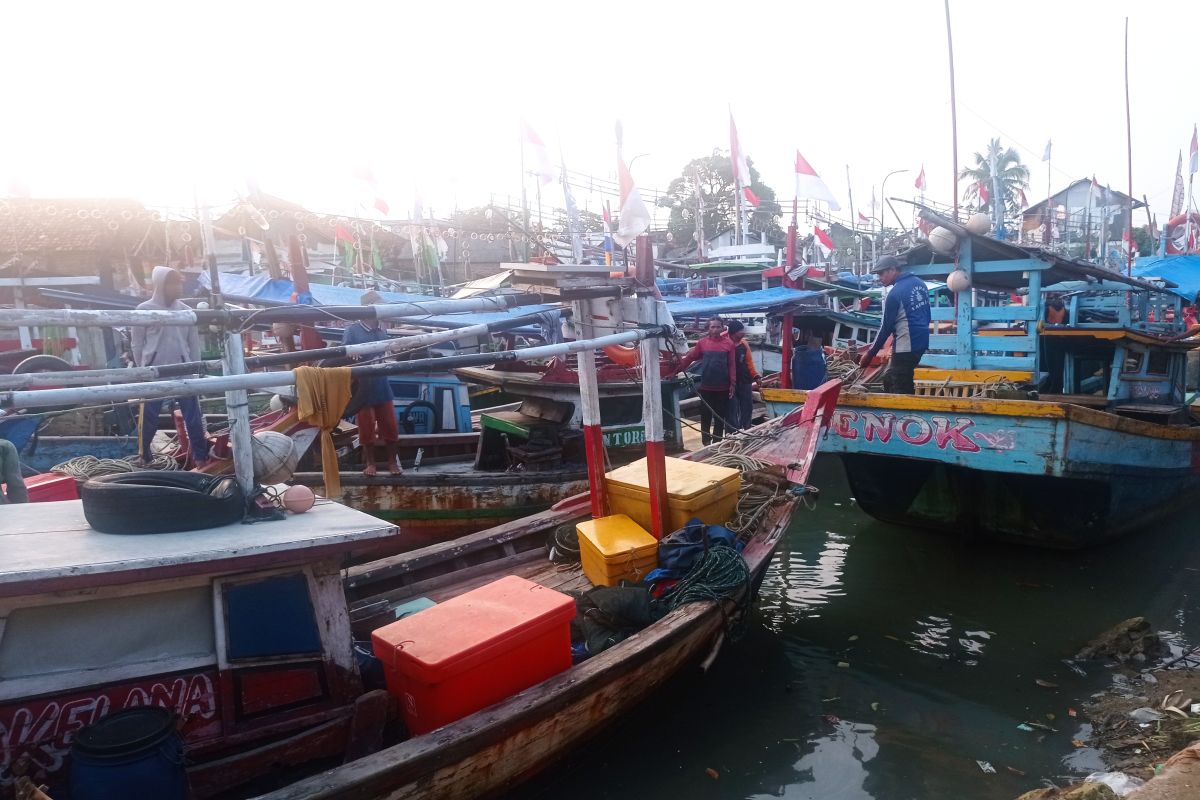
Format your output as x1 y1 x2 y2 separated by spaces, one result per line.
0 496 397 598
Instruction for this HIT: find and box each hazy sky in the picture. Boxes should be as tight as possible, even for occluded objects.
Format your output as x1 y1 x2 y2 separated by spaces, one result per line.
2 0 1195 229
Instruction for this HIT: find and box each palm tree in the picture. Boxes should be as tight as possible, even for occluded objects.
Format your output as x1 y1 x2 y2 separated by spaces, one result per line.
958 138 1031 218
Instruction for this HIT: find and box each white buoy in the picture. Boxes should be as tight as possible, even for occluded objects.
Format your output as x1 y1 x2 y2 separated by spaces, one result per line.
251 431 298 484
947 269 972 293
965 213 992 235
929 227 959 255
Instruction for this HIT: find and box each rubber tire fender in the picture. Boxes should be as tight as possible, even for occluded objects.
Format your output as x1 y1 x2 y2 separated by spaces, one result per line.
398 400 439 435
80 471 245 534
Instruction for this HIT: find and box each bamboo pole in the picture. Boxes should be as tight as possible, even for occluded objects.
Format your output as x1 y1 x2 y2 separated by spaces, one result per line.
1 329 663 411
0 311 559 390
0 294 545 329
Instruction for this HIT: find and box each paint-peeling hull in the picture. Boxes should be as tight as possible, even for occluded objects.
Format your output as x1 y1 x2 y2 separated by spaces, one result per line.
292 469 590 553
764 388 1200 547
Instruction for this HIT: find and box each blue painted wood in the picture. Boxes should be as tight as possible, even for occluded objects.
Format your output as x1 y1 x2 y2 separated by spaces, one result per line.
955 239 975 369
973 307 1037 321
921 354 1036 370
21 436 139 472
972 258 1048 274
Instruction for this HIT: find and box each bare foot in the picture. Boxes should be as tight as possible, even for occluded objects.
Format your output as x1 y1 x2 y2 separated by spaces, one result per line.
363 463 377 477
386 461 403 475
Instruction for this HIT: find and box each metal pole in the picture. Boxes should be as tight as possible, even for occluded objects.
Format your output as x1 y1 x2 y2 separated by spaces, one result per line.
989 149 1004 238
638 292 668 540
1124 16 1134 275
223 332 255 495
945 0 961 220
2 329 659 410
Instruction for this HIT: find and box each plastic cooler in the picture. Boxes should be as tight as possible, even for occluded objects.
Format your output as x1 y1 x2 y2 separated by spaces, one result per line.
370 575 575 735
577 514 658 586
605 456 741 532
22 473 79 502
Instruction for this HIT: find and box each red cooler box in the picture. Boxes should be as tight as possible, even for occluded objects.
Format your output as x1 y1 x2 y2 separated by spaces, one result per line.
371 575 575 735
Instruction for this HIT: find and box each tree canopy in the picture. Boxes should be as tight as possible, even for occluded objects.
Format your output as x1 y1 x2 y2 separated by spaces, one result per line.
658 152 782 248
958 138 1031 217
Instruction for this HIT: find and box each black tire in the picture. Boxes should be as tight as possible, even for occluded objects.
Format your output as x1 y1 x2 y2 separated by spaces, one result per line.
80 471 245 535
13 354 73 374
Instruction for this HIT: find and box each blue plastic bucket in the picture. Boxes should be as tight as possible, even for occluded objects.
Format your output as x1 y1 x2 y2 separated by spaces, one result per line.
69 706 188 800
791 346 828 390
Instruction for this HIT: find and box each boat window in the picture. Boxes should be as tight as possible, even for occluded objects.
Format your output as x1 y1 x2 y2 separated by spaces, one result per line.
0 587 215 681
223 574 322 661
1147 351 1170 376
836 324 851 341
1121 352 1143 374
857 328 871 343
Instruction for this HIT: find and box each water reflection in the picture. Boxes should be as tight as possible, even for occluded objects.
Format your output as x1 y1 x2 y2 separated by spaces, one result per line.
514 456 1200 800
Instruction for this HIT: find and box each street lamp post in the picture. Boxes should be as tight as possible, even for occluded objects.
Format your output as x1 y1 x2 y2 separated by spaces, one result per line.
878 169 910 252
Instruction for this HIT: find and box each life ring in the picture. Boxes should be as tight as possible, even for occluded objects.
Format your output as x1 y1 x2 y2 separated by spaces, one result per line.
601 344 682 376
1165 212 1200 254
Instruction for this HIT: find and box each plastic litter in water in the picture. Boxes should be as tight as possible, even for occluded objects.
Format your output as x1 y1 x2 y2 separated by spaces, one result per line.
976 760 996 774
1083 771 1145 796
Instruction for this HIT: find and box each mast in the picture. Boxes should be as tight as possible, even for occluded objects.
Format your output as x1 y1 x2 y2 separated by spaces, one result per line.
944 0 961 220
1124 16 1134 274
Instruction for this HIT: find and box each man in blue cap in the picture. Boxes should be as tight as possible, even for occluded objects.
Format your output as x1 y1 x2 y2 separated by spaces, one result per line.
859 255 929 394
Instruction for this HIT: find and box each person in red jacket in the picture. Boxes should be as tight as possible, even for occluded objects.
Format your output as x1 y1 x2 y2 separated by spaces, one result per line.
679 316 736 444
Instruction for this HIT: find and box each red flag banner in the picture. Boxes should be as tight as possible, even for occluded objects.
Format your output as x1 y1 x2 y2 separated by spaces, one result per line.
743 187 761 207
914 165 926 192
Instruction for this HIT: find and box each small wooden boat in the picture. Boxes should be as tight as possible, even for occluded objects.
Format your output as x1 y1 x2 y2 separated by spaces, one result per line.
255 380 840 800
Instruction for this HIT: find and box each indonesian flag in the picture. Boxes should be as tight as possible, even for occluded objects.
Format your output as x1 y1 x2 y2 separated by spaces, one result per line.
334 224 355 244
743 187 761 207
730 114 751 187
352 166 390 218
793 150 840 210
1018 188 1028 208
914 165 926 192
614 153 651 246
858 211 870 223
1172 151 1186 217
978 180 990 204
521 121 558 186
813 226 834 255
1191 124 1198 175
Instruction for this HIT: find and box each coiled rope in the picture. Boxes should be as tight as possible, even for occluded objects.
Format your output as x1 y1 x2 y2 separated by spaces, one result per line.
51 450 182 480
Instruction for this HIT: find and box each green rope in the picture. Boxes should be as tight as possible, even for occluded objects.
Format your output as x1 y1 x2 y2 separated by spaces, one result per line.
665 546 752 637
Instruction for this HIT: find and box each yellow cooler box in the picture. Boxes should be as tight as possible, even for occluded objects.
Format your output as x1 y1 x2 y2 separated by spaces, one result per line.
604 456 742 533
577 514 659 587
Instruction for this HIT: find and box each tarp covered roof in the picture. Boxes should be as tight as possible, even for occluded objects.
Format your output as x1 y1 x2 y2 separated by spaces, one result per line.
665 286 822 317
1132 255 1200 301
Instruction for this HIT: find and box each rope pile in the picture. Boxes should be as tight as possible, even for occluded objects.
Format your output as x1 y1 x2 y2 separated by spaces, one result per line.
51 451 182 480
666 546 751 611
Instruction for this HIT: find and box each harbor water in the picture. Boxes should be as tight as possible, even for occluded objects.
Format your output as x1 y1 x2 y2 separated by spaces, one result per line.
514 455 1200 799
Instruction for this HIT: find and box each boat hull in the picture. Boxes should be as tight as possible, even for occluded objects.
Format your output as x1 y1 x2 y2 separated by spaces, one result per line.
764 388 1200 547
292 469 590 552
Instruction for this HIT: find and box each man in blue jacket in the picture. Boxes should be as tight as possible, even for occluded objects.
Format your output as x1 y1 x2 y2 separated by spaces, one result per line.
859 255 930 394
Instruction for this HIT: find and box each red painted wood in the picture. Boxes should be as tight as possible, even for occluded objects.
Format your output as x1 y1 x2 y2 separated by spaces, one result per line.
237 666 325 716
644 439 669 540
781 313 794 389
582 424 608 518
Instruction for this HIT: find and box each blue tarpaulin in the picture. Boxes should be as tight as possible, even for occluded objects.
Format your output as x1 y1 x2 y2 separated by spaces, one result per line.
665 286 822 317
198 272 559 329
1133 255 1200 301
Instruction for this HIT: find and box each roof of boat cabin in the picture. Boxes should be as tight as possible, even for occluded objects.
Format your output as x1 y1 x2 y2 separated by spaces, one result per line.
665 286 822 317
903 233 1169 293
1040 327 1200 350
0 497 397 598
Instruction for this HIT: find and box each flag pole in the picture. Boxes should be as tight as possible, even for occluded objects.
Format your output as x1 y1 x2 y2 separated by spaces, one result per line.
1124 16 1135 275
944 0 960 220
845 165 857 271
519 129 531 262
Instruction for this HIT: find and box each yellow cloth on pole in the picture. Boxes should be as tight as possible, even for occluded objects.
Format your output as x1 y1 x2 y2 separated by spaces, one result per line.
294 365 352 497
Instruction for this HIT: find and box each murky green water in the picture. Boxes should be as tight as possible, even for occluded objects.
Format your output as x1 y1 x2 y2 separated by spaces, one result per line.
514 455 1200 799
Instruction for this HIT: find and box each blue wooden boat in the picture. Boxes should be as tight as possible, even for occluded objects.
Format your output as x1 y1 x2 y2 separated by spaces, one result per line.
764 213 1200 548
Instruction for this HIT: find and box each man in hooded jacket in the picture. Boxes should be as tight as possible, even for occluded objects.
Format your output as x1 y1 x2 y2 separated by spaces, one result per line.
131 267 211 467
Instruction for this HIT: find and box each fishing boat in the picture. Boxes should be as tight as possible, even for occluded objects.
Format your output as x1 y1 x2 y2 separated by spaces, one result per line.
256 379 840 800
763 209 1200 548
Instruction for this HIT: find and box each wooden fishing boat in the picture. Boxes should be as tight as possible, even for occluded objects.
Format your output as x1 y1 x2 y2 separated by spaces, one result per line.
257 380 840 800
0 497 398 798
764 212 1200 548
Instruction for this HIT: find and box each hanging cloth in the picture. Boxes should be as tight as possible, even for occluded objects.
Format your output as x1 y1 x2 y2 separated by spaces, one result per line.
294 365 352 496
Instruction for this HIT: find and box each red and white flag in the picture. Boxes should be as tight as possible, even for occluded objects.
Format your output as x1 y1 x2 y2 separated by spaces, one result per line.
743 187 761 207
352 166 390 218
978 180 990 204
730 113 751 187
858 211 870 223
793 150 841 210
813 226 834 255
521 121 558 187
614 154 651 246
914 165 926 192
1018 188 1028 208
1191 124 1198 175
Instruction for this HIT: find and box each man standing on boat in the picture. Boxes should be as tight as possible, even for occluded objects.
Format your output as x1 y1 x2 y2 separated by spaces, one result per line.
859 256 929 394
726 320 760 430
132 266 211 468
343 291 402 476
0 437 28 503
678 316 736 444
